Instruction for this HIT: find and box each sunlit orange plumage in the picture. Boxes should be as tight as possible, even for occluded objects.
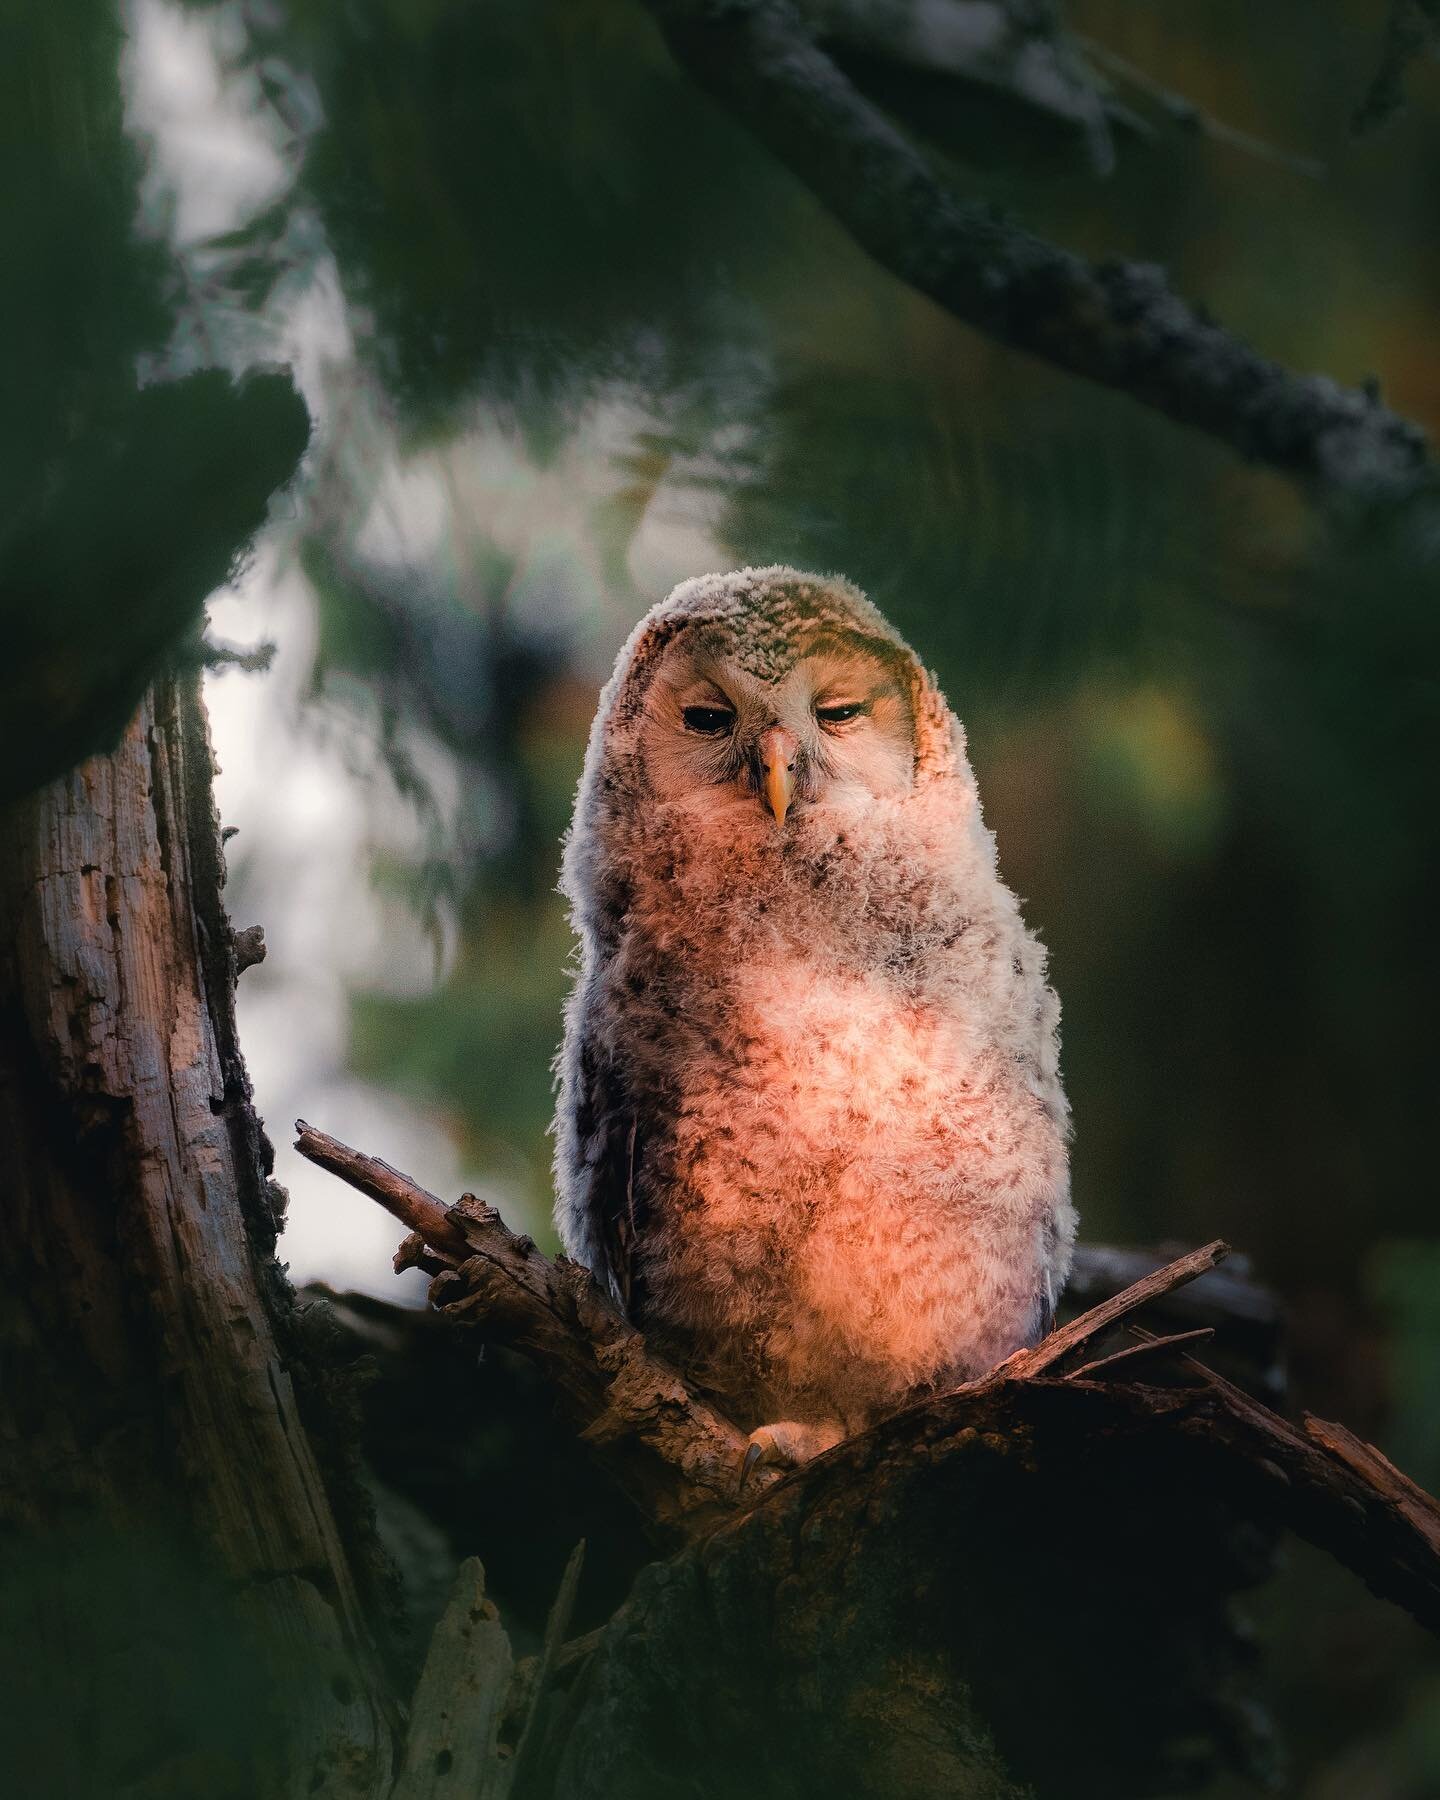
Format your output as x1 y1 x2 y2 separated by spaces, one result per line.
554 567 1073 1465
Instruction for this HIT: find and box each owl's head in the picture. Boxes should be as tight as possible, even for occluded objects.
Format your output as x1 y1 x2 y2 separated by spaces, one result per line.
566 569 976 928
637 616 917 825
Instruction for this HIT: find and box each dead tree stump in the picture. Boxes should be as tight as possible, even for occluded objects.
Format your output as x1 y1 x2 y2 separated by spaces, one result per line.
0 678 398 1800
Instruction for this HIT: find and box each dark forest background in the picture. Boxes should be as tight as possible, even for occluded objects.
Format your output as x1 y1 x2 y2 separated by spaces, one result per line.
4 1 1439 1792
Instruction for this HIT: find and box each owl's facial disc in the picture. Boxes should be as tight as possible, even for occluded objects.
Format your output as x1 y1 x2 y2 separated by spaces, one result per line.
640 628 915 824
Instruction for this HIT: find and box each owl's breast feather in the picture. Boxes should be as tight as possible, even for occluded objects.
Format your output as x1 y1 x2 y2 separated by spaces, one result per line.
643 954 1065 1412
723 960 970 1153
657 952 1050 1230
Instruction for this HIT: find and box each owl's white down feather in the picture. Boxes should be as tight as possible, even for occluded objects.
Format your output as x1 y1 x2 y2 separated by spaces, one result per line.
554 567 1073 1434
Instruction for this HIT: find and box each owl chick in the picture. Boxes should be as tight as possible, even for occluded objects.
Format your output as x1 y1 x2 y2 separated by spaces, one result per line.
554 567 1073 1466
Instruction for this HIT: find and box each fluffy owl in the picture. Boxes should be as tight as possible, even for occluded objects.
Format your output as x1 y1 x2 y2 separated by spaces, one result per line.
554 567 1073 1466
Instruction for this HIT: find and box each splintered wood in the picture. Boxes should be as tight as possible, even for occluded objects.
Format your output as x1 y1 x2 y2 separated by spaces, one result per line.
295 1121 780 1536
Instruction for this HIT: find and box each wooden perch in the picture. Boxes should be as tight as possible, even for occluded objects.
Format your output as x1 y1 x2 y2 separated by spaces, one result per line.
296 1121 1440 1795
295 1121 1440 1639
295 1121 783 1536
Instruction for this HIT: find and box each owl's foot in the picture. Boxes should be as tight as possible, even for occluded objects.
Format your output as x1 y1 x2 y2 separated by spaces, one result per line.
738 1419 845 1491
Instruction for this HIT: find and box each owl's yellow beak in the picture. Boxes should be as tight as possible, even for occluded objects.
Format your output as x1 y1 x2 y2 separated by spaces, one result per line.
758 725 798 825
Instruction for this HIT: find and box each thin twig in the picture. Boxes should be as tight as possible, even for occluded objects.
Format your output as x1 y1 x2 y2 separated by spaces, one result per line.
1064 1325 1215 1383
1002 1239 1230 1380
1078 36 1325 180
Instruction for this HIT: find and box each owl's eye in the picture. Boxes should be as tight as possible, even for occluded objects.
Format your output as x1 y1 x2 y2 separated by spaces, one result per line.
682 704 736 736
815 701 865 727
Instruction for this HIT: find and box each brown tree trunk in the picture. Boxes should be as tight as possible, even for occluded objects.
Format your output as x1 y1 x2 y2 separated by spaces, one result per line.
0 676 397 1800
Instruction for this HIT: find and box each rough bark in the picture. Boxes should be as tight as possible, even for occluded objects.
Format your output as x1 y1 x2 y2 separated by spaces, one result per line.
295 1123 785 1539
537 1364 1440 1798
528 1378 1271 1800
639 0 1435 510
0 678 397 1800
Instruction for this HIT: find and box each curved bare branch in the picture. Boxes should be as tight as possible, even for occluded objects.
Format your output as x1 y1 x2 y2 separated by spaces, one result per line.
640 0 1434 509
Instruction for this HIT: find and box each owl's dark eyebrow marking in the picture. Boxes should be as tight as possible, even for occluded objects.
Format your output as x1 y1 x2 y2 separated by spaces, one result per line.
801 636 912 698
813 677 901 708
802 632 860 661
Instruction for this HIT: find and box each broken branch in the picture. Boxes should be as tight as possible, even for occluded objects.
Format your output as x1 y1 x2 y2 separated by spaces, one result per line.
1004 1238 1230 1378
293 1122 782 1537
295 1119 470 1260
296 1123 1440 1636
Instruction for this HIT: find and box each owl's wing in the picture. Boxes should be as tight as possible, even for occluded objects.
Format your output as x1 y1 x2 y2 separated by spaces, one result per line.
597 1110 645 1319
569 1032 648 1321
1028 1192 1064 1345
1032 1282 1056 1344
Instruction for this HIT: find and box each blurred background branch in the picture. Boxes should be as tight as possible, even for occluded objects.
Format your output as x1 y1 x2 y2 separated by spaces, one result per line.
643 0 1433 507
1353 0 1440 133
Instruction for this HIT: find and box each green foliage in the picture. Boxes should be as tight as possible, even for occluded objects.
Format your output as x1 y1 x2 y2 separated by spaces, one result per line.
0 0 309 799
279 0 797 433
1371 1239 1440 1494
2 370 310 798
0 1527 282 1799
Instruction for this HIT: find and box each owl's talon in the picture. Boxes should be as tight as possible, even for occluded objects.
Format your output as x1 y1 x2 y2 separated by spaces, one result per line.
740 1420 845 1490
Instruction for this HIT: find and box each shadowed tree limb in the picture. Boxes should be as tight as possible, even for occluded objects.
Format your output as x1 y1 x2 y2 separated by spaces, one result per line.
295 1122 784 1538
295 1123 1440 1644
637 0 1435 510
